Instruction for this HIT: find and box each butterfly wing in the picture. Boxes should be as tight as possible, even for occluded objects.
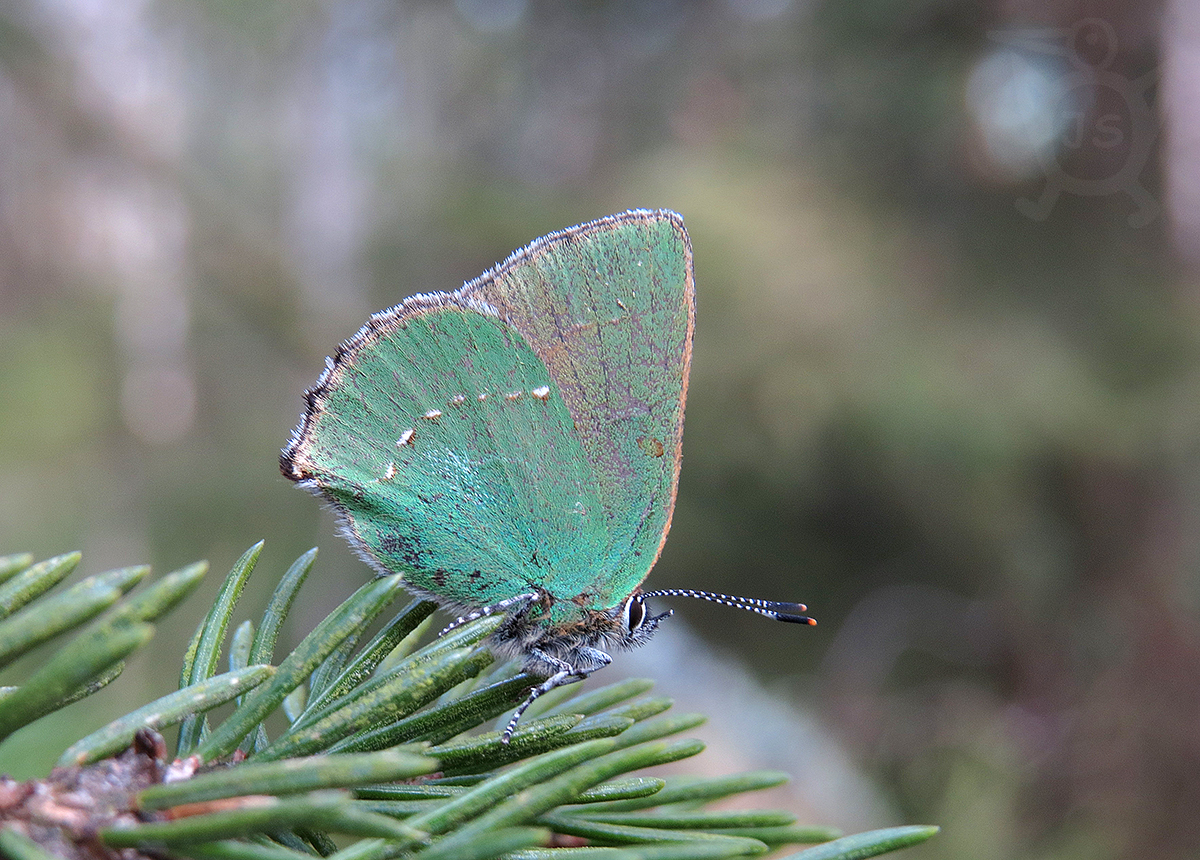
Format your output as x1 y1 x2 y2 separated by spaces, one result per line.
282 297 611 609
462 210 695 610
282 209 694 616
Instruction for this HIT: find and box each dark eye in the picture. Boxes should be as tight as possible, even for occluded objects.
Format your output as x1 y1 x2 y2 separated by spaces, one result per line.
623 597 645 632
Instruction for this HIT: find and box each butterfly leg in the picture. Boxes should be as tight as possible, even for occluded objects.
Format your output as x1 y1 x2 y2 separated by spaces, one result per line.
438 592 539 637
501 648 611 744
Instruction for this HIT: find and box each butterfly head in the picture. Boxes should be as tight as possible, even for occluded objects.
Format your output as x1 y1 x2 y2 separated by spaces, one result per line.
617 592 674 647
484 589 674 678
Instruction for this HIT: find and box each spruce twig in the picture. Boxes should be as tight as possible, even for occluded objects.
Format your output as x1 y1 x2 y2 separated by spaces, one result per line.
0 545 939 860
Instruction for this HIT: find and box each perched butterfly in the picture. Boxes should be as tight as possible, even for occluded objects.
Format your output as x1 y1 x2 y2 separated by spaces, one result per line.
282 209 814 742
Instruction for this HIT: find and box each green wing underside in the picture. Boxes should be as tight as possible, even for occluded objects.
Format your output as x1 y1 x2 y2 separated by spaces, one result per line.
296 213 692 622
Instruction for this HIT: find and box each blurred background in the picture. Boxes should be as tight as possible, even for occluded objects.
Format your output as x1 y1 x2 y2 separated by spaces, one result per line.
0 0 1194 857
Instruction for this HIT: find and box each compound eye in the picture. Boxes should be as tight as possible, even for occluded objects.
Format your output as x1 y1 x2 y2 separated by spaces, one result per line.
623 597 646 632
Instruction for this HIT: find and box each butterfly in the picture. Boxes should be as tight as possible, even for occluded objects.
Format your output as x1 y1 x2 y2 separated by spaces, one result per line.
282 209 814 742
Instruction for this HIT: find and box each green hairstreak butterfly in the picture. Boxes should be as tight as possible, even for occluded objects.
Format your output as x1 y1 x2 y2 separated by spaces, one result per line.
282 209 814 741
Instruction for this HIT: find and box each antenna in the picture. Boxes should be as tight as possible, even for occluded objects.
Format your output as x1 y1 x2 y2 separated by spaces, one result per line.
637 589 816 625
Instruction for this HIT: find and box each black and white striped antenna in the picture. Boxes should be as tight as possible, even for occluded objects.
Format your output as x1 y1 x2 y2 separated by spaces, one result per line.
636 589 816 625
